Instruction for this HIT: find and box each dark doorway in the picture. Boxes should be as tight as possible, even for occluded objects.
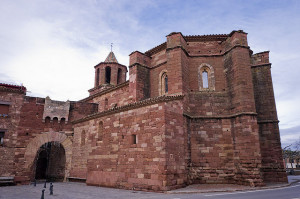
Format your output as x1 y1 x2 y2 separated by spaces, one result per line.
34 142 66 181
35 150 48 179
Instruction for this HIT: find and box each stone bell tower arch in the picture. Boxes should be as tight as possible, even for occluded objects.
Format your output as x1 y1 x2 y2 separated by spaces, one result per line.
93 51 128 91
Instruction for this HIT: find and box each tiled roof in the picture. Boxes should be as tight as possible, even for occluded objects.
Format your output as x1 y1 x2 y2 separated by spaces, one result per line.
104 52 118 63
0 83 27 94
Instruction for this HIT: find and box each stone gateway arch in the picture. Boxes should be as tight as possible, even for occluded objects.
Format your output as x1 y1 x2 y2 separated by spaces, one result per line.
24 132 72 181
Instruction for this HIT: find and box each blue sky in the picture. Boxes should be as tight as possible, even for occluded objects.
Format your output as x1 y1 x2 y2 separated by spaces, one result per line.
0 0 300 148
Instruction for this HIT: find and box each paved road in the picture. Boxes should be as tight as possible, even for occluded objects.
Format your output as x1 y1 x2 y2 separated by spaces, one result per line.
0 179 299 199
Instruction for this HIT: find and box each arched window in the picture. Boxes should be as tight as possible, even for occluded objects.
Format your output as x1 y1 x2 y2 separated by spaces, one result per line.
60 117 66 124
96 68 100 86
202 71 208 88
117 68 122 84
53 117 58 124
45 116 51 123
98 121 103 141
105 66 111 84
81 130 86 145
198 63 215 91
159 70 168 95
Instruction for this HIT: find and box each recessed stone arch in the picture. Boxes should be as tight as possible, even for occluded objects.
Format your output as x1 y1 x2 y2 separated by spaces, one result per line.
24 132 72 181
198 63 215 91
159 69 168 96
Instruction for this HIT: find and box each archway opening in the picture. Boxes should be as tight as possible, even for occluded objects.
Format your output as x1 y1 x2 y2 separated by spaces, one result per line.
34 142 66 181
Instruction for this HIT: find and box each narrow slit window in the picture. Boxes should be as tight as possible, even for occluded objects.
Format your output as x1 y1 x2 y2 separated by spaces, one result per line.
164 75 168 93
98 122 103 141
0 132 5 146
131 134 137 145
202 71 208 88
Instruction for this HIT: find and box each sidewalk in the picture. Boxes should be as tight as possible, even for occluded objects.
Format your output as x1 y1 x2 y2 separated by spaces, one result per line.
166 175 300 194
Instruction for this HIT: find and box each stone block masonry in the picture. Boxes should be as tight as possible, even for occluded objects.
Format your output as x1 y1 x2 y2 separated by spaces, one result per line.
0 30 287 191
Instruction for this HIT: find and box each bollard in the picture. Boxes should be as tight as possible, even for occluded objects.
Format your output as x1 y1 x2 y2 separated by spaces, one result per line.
50 182 53 195
44 180 46 188
41 189 45 199
34 179 36 187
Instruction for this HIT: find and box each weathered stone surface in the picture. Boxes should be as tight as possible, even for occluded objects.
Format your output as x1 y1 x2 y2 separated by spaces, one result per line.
0 30 287 191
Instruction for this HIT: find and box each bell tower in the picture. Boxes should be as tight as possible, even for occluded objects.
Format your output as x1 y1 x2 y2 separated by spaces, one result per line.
89 51 128 96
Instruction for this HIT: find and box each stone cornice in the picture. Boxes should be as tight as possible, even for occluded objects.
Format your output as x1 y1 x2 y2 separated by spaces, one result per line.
184 34 228 42
128 63 150 69
94 62 128 70
143 30 247 57
257 119 279 124
129 61 167 70
252 51 270 56
80 81 129 102
183 112 257 120
145 42 167 56
189 45 250 58
131 45 250 71
165 44 250 58
73 95 184 124
251 63 272 68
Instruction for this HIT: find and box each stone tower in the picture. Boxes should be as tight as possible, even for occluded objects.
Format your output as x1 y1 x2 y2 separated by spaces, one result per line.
90 51 127 95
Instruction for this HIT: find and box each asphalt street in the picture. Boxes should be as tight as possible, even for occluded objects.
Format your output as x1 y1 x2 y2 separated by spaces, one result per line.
0 177 299 199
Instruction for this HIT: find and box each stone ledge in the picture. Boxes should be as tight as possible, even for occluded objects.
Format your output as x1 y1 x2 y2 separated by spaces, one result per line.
251 63 272 68
184 112 257 120
81 81 129 102
73 95 184 124
257 120 279 124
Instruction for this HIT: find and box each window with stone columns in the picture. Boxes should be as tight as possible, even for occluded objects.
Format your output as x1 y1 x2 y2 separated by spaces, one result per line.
198 63 215 91
159 70 168 95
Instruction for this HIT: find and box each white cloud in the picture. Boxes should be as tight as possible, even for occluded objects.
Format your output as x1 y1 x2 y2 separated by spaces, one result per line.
0 0 300 145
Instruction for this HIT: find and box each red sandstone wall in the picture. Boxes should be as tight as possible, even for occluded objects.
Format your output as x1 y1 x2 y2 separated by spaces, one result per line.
187 92 230 116
187 40 223 55
149 63 167 98
86 84 132 112
251 55 287 183
149 49 167 68
188 56 226 92
164 100 188 189
0 93 97 183
73 99 185 191
0 91 24 177
189 118 235 184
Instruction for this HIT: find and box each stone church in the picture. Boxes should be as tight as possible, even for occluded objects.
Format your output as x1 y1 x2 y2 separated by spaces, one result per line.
0 30 287 191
